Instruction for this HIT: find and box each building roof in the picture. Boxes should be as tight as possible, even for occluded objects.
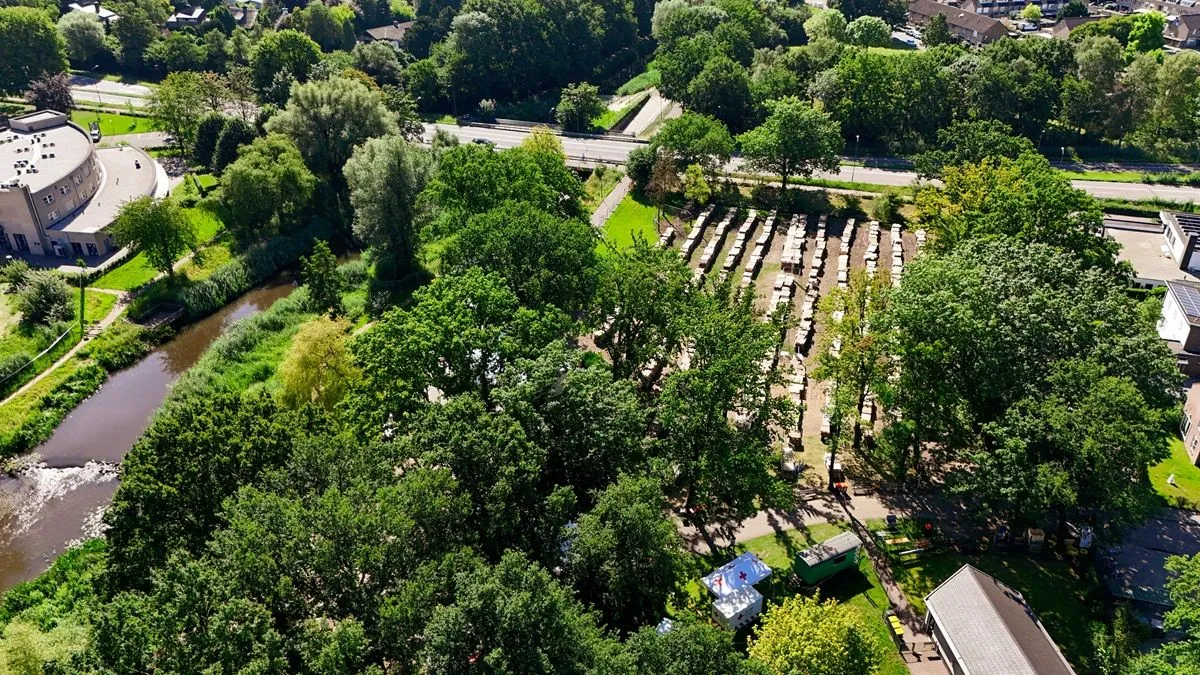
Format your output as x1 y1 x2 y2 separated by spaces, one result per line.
909 0 1008 38
1165 210 1200 239
361 20 412 42
712 586 762 620
1105 223 1200 285
68 2 120 20
1052 15 1100 35
702 552 772 598
798 531 863 567
1168 280 1200 326
925 565 1075 675
168 6 205 21
49 146 157 234
0 115 92 193
1167 12 1200 38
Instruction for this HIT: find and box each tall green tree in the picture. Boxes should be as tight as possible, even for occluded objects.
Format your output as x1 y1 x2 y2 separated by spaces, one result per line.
844 15 890 47
556 81 604 132
147 71 211 154
922 12 952 46
655 112 734 175
56 10 105 65
911 119 1034 178
110 9 159 71
343 134 434 276
441 202 598 314
737 96 843 195
265 76 397 189
250 29 321 94
626 620 755 674
218 134 317 240
209 117 257 175
110 197 196 277
567 476 685 634
301 240 344 316
686 56 753 130
0 7 67 94
277 316 360 410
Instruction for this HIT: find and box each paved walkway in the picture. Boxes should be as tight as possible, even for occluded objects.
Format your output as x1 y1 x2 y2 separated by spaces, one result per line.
623 89 680 138
0 288 129 407
590 175 632 228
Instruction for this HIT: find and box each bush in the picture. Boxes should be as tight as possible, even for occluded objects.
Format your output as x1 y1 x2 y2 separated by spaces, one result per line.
339 258 368 287
0 259 30 287
80 322 157 372
627 145 656 190
0 353 31 380
16 270 73 326
871 192 903 224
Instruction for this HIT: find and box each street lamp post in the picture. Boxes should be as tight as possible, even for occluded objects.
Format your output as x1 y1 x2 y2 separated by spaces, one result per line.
851 134 860 183
1061 146 1066 165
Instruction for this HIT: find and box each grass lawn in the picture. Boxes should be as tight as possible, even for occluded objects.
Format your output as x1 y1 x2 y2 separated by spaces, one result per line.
890 550 1100 670
867 46 917 56
601 194 658 252
0 357 81 435
583 168 624 213
1059 169 1147 183
616 66 661 96
83 290 117 324
92 206 225 291
70 69 160 87
69 110 153 137
1149 436 1200 510
681 524 907 675
178 241 232 283
593 92 649 131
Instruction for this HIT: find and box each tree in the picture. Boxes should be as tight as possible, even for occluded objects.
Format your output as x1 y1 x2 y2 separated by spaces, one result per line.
1057 0 1088 18
343 134 433 275
219 134 317 240
521 126 567 160
295 0 354 51
209 117 256 174
914 151 1118 269
686 56 753 130
15 270 71 327
737 96 843 195
421 551 620 673
555 82 605 132
626 144 658 190
682 163 711 205
111 9 159 71
301 240 344 316
0 7 67 94
567 476 685 634
379 84 426 140
879 240 1177 504
813 268 893 485
748 593 880 675
965 51 1059 139
250 29 321 94
110 197 196 277
626 620 755 674
803 9 847 42
56 11 105 65
646 152 681 220
592 237 696 387
829 0 906 24
24 72 73 112
1020 3 1043 21
265 76 397 187
192 112 228 168
655 112 734 175
922 12 952 46
352 41 404 85
912 119 1035 179
278 315 360 409
1126 11 1164 57
1130 554 1200 670
845 16 891 47
441 202 598 314
145 32 206 74
147 71 209 154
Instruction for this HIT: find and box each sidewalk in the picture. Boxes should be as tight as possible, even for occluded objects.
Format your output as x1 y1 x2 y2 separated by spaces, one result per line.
590 175 632 228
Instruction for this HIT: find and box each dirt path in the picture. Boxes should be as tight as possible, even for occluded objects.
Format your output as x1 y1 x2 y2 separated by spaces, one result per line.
0 288 129 407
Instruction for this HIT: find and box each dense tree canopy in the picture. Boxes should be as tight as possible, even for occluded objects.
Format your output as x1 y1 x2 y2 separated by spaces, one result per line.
0 7 66 94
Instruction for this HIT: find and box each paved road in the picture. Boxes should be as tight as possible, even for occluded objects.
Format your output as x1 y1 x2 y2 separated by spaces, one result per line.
69 76 151 109
431 123 1200 202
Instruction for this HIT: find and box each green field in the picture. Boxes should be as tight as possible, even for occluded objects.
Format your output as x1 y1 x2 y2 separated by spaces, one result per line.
1058 169 1147 183
683 524 908 675
616 66 660 96
867 46 918 56
70 70 160 87
92 206 225 291
891 550 1099 671
601 194 658 251
1150 436 1200 510
69 110 154 137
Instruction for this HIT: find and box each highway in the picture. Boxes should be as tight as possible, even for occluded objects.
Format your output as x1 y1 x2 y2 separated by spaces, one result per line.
425 123 1200 203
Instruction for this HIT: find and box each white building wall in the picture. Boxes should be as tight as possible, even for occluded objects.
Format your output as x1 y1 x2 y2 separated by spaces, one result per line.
1160 292 1192 343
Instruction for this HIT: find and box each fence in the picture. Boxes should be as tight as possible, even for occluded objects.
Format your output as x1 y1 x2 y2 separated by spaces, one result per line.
0 324 80 400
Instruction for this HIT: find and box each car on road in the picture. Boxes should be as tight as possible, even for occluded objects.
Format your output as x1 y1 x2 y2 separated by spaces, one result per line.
472 137 496 148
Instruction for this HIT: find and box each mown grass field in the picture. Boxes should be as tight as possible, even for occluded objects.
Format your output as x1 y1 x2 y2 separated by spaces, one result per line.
600 194 658 252
1150 436 1200 510
69 111 153 137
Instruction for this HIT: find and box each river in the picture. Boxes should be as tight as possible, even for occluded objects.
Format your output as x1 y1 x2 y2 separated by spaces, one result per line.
0 282 295 593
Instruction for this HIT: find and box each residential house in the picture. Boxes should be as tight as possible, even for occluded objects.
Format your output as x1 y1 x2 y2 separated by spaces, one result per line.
67 1 120 28
1182 380 1200 463
1156 279 1200 375
962 0 1065 18
166 6 207 29
924 565 1075 675
358 20 413 47
1161 211 1200 273
1050 15 1100 38
908 0 1010 44
1166 12 1200 47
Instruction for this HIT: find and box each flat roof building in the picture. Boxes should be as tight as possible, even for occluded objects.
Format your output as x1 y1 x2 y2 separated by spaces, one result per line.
0 110 158 264
924 565 1075 675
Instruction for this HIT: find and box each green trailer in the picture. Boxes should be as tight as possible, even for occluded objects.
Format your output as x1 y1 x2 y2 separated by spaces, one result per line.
795 531 864 585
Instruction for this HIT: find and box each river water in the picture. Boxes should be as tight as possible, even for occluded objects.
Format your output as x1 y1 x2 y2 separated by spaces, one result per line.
0 282 295 592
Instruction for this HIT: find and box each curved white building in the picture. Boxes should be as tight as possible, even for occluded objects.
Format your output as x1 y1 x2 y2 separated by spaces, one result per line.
0 110 159 262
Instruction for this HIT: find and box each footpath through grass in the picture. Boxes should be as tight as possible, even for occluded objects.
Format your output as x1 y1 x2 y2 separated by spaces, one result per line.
600 194 658 251
583 168 623 213
93 202 226 291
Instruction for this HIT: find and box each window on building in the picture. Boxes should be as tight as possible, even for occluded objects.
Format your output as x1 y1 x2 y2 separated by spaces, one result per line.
1184 412 1194 437
86 243 98 256
71 242 83 256
73 175 80 186
41 194 54 205
60 185 71 195
48 210 59 221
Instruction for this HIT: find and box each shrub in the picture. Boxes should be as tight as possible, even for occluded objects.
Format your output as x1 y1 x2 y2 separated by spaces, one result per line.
0 362 107 459
871 192 903 224
80 322 157 372
0 259 30 287
16 270 73 326
339 259 368 287
0 353 31 380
